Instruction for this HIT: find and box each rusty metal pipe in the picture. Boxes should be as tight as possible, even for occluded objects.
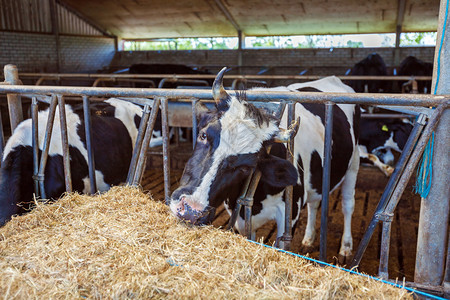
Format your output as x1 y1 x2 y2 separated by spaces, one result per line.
319 102 334 261
161 98 171 204
37 95 58 199
31 97 39 196
57 95 72 193
82 96 97 194
0 85 447 107
281 102 296 251
126 103 152 184
227 171 254 231
132 98 161 186
18 72 433 82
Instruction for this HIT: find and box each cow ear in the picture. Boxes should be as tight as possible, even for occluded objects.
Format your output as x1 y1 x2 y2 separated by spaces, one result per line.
258 155 298 188
195 102 210 121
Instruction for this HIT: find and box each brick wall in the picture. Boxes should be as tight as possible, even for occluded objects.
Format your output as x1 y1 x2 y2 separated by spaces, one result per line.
111 47 435 76
0 31 115 73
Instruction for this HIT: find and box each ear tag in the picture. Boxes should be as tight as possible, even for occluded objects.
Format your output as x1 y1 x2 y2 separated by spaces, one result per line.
382 125 389 132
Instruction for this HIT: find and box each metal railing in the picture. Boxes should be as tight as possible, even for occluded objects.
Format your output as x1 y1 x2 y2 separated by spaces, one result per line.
1 66 448 294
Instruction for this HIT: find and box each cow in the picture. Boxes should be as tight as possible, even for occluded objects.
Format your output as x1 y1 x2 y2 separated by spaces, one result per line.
347 53 389 93
169 68 360 261
398 56 433 94
0 98 156 226
358 117 413 175
129 63 213 88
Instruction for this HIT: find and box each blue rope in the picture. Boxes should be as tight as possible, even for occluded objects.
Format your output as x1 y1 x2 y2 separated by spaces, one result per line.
247 240 447 300
414 132 434 197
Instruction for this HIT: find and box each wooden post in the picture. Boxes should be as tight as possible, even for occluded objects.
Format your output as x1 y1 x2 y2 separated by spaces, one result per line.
4 64 23 132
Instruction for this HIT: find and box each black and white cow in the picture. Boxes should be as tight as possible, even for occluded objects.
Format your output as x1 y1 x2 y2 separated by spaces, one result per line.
358 117 412 175
129 63 213 88
0 98 153 226
398 56 433 94
347 53 389 93
170 68 360 260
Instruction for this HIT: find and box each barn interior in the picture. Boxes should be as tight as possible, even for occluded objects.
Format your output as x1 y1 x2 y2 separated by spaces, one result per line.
0 0 448 296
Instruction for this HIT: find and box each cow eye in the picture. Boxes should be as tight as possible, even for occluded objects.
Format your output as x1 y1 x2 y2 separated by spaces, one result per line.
199 132 207 141
239 166 252 174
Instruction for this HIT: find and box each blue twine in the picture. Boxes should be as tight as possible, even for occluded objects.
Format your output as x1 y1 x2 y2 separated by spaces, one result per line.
414 132 434 198
247 240 447 300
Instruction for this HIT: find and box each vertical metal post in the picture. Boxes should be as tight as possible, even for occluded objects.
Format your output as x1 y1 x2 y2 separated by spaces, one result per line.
82 96 97 194
126 103 152 184
319 102 334 262
131 99 161 185
415 0 450 285
378 216 394 279
57 95 72 192
0 106 5 162
192 99 198 149
161 98 171 204
37 95 58 199
350 114 426 268
31 97 39 196
4 64 23 132
282 102 295 251
227 171 254 231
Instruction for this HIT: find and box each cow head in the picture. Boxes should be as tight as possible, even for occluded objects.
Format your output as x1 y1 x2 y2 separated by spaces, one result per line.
169 67 298 225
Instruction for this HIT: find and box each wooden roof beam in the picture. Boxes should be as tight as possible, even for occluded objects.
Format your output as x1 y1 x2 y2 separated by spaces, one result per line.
212 0 242 33
395 0 407 48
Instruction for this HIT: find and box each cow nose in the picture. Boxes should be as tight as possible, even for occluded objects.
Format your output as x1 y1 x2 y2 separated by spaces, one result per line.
174 197 216 225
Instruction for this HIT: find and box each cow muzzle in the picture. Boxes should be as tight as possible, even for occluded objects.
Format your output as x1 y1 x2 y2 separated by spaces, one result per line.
170 196 216 225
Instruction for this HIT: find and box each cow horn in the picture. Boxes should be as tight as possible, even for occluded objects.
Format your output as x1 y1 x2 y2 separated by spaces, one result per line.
212 67 230 109
273 117 300 143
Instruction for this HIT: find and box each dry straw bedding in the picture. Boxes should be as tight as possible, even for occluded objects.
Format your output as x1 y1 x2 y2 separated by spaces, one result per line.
0 187 411 299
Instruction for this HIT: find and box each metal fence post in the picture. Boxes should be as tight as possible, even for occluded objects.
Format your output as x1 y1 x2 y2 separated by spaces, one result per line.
161 98 171 204
415 0 450 286
4 64 23 132
57 95 72 193
82 96 97 194
319 102 334 262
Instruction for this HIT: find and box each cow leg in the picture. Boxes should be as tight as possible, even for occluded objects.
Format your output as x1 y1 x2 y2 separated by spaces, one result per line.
301 195 321 251
339 149 359 260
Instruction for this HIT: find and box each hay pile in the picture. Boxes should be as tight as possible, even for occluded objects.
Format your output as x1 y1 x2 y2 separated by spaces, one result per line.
0 187 411 299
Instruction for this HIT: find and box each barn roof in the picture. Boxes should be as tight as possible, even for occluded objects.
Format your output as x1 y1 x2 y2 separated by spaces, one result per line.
59 0 440 39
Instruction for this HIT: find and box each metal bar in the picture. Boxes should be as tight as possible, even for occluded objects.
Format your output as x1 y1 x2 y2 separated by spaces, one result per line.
319 102 334 262
378 216 394 279
82 96 96 194
282 102 295 251
0 85 447 107
31 97 39 196
37 95 58 199
227 171 254 231
57 95 72 192
17 73 434 81
126 104 152 184
192 99 198 149
4 64 23 132
350 113 427 268
131 98 161 186
161 98 171 204
243 170 263 239
0 106 4 162
361 113 414 119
